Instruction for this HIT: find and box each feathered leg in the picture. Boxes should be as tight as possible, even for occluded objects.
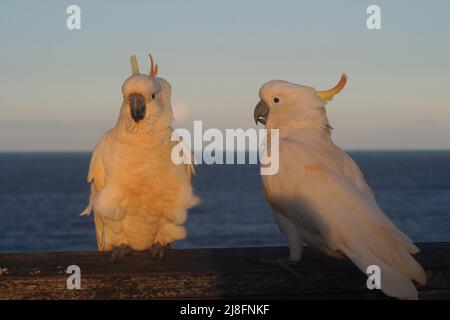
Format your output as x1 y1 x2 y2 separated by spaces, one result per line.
274 211 303 263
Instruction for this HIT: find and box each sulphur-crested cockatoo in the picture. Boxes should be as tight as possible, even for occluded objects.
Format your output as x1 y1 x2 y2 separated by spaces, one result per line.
80 54 199 261
254 74 426 299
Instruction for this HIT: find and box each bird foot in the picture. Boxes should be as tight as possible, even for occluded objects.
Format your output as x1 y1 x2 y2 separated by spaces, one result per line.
0 267 8 276
149 243 172 261
249 258 303 281
110 244 131 263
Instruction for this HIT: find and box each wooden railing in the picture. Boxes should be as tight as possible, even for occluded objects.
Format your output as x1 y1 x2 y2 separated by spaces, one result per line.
0 243 449 299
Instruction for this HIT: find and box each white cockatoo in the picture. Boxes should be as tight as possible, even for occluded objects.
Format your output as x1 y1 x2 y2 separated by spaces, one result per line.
254 74 426 299
80 54 199 261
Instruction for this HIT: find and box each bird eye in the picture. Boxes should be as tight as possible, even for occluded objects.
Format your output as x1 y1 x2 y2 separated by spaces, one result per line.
273 97 280 103
152 93 156 100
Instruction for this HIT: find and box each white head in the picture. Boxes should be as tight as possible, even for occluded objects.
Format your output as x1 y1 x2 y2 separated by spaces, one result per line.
254 74 347 133
118 54 174 134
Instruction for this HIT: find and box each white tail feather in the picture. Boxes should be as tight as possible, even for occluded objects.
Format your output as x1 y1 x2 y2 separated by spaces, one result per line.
342 243 424 300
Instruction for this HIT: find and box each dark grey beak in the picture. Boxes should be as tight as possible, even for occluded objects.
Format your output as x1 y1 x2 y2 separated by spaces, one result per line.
254 100 269 125
129 93 146 122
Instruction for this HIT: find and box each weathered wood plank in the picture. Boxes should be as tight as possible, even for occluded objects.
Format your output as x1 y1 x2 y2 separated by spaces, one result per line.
0 243 449 299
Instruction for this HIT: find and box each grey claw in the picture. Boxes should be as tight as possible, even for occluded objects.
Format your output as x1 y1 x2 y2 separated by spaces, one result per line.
149 243 172 261
110 244 131 263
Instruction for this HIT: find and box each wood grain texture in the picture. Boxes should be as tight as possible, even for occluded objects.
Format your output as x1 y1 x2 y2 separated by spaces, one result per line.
0 243 449 300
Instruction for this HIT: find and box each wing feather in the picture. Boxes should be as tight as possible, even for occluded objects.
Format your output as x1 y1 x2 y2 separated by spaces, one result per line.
264 138 426 298
80 130 112 217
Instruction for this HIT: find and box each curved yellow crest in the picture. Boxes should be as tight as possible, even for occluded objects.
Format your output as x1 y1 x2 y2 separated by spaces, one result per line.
316 74 347 101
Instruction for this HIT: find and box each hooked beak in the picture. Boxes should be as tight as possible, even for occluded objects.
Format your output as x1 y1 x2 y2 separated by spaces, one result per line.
129 93 146 122
254 100 269 125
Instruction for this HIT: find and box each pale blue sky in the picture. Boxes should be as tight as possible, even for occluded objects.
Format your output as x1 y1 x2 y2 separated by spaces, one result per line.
0 0 449 151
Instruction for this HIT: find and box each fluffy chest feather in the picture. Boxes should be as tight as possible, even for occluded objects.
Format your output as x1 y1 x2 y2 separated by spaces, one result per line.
94 131 188 220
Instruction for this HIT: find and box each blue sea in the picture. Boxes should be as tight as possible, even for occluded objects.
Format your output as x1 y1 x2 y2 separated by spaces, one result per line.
0 151 449 253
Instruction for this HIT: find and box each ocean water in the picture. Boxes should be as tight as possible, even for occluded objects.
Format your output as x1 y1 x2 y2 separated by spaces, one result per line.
0 151 449 253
